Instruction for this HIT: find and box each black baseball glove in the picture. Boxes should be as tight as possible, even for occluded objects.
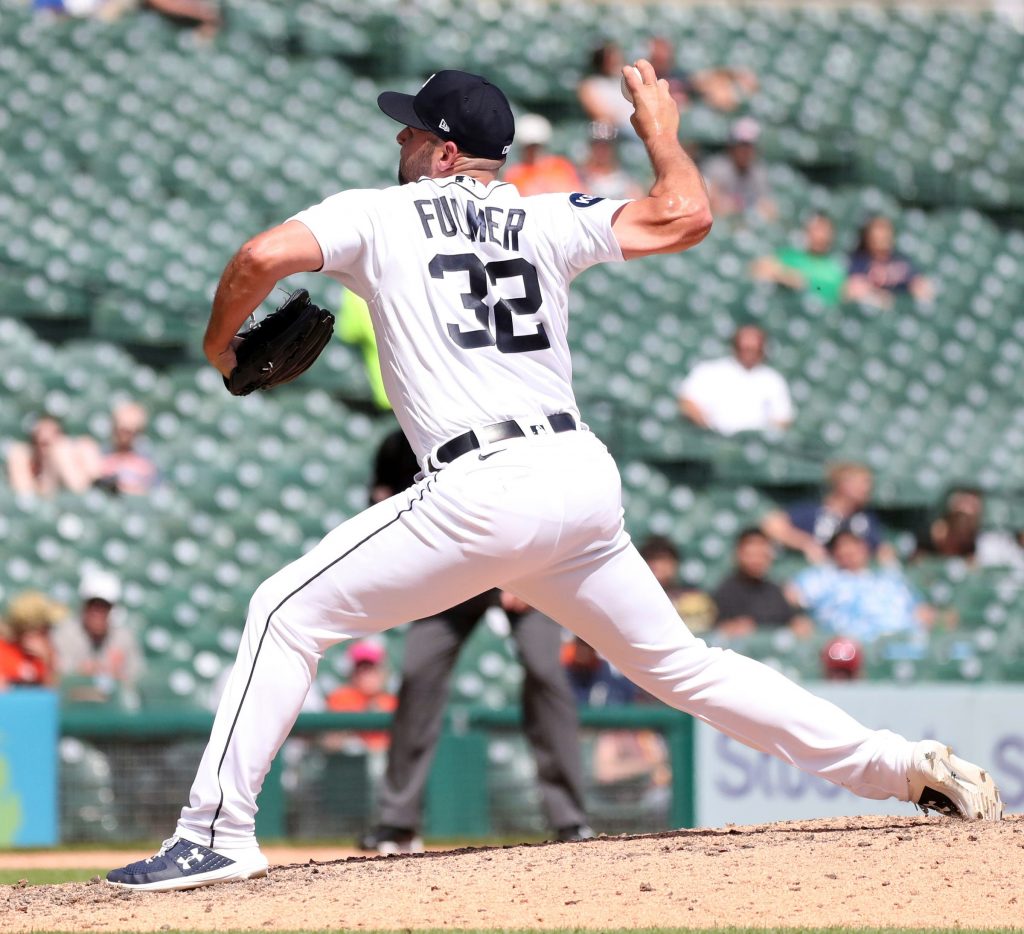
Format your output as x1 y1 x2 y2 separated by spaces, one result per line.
224 289 335 396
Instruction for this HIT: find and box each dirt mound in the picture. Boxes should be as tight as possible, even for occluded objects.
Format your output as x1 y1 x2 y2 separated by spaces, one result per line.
4 815 1023 931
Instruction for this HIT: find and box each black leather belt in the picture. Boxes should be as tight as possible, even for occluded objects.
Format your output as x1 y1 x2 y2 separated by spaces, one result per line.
434 412 577 465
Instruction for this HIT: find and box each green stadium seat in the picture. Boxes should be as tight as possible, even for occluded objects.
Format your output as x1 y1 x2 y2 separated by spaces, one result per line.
0 1 1022 703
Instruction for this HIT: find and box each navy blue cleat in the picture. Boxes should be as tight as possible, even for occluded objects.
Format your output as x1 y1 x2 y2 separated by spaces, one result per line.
106 836 269 891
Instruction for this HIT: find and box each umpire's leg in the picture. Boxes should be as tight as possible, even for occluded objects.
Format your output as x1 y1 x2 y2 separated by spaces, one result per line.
511 609 589 833
376 609 478 830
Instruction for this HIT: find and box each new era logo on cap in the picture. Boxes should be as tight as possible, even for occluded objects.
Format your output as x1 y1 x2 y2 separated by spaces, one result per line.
377 70 515 161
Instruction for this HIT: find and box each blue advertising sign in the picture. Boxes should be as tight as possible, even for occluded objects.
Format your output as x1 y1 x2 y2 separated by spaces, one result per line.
0 689 59 846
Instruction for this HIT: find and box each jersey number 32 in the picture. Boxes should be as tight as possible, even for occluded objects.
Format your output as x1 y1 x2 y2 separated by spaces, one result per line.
428 253 551 354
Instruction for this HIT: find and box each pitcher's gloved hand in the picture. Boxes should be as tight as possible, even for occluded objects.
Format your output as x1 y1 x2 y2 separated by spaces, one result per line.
224 288 335 396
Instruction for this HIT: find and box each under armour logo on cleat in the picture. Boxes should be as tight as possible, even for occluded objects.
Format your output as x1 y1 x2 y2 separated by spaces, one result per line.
177 848 206 871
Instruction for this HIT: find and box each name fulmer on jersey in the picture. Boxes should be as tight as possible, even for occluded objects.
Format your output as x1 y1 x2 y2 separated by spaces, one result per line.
414 197 526 251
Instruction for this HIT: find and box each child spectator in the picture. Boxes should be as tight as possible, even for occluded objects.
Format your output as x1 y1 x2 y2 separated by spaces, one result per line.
0 591 64 689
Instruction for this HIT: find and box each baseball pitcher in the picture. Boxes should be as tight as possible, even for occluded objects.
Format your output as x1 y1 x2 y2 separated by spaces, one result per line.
108 61 1001 891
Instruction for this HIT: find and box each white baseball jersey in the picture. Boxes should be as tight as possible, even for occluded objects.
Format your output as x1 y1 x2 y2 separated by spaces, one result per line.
291 176 628 459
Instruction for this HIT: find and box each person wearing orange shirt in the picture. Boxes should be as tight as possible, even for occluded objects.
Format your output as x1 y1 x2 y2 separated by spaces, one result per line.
0 591 64 689
503 114 581 196
326 641 397 752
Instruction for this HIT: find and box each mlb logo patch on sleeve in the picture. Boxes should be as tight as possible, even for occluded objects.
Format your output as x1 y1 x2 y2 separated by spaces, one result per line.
569 193 605 208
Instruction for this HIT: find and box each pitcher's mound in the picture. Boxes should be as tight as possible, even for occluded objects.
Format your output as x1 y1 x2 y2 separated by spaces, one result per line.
5 815 1023 931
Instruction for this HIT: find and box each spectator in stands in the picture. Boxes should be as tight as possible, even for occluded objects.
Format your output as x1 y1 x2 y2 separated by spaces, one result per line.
326 640 398 753
702 118 777 222
638 534 716 634
6 415 96 497
504 114 581 196
915 486 983 562
751 213 847 305
844 215 934 307
577 41 637 139
786 530 934 642
88 401 159 496
712 528 811 638
761 462 887 564
53 569 143 707
647 35 759 113
677 325 794 436
578 125 645 200
0 591 64 690
337 289 391 411
562 636 637 706
916 487 1024 571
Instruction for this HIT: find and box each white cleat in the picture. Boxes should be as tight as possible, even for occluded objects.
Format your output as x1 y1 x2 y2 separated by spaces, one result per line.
907 740 1003 822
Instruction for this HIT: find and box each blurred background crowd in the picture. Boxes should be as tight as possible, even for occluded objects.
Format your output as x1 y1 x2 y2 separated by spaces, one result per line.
1 0 1023 842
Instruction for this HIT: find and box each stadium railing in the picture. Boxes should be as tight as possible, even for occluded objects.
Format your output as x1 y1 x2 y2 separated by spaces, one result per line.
60 705 695 842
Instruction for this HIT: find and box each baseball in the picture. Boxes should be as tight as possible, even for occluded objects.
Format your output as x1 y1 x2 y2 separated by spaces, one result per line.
620 65 641 103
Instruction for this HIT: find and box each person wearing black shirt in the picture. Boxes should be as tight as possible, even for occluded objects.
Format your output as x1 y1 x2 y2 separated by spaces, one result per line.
712 528 810 638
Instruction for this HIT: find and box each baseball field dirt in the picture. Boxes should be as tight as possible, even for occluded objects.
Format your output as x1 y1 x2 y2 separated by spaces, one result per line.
3 815 1023 931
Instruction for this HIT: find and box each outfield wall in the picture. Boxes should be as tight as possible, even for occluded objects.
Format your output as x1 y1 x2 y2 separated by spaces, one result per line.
696 683 1024 825
3 685 1020 846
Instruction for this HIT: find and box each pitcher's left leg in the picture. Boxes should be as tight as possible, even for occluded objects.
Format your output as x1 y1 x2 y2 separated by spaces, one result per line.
511 541 913 803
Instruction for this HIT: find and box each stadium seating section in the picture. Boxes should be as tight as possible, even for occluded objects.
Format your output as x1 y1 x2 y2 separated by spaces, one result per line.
1 1 1022 710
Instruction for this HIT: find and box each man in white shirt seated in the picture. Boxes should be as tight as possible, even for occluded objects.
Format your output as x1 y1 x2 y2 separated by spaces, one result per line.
676 324 794 435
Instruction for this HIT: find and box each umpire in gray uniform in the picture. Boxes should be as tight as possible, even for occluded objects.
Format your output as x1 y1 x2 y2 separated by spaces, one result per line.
359 429 592 854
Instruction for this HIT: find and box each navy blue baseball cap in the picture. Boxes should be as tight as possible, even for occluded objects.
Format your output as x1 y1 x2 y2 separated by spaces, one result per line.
377 70 515 160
